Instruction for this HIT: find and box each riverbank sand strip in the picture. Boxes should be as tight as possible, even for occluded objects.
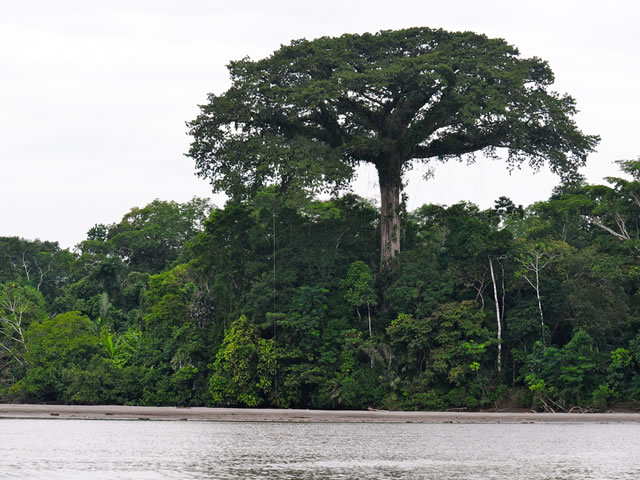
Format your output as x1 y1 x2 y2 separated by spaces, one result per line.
1 404 640 423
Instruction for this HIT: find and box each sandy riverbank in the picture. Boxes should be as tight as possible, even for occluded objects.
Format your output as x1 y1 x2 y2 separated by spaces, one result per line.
1 404 640 423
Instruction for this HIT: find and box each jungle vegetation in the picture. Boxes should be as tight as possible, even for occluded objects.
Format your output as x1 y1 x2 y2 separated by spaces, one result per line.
2 28 637 412
2 165 640 411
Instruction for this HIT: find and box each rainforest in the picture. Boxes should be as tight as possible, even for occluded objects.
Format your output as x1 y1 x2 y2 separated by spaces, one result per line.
2 27 639 413
2 162 640 412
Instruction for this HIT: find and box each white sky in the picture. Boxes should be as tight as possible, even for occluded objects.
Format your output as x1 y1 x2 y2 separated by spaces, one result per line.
1 0 639 248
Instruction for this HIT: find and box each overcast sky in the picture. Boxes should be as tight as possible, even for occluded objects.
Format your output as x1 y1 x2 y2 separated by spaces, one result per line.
2 0 639 248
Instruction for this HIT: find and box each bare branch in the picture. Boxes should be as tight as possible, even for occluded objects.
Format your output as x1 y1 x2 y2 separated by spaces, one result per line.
590 216 631 241
21 252 31 282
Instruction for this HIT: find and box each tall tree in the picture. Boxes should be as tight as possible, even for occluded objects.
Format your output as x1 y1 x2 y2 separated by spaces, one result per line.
515 240 567 344
586 159 640 252
343 261 377 338
187 27 598 266
93 198 213 274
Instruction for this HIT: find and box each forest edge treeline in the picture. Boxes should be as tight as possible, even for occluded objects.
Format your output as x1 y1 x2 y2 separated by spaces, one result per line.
2 164 640 411
2 27 638 412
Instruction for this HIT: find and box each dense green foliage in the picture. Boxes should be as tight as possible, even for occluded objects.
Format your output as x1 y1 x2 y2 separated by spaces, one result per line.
187 27 598 265
0 28 632 411
2 164 640 411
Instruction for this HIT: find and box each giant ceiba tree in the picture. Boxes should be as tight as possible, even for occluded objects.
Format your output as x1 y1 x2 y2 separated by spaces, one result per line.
187 27 598 266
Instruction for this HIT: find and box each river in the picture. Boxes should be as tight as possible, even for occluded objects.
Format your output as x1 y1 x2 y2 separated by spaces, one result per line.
0 418 638 479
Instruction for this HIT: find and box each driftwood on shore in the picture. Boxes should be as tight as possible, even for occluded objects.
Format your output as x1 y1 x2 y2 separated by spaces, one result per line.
1 404 640 424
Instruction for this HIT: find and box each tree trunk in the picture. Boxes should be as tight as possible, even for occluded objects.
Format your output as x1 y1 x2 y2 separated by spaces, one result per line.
488 256 502 374
379 172 401 267
535 268 545 345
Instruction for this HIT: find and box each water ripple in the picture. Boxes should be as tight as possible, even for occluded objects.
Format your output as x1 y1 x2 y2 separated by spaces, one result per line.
0 419 639 479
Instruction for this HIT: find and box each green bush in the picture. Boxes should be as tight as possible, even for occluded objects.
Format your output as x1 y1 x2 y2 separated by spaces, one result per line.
64 357 146 405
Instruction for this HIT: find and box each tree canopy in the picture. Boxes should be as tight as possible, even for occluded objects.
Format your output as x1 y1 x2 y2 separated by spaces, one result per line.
187 27 599 265
3 166 640 411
